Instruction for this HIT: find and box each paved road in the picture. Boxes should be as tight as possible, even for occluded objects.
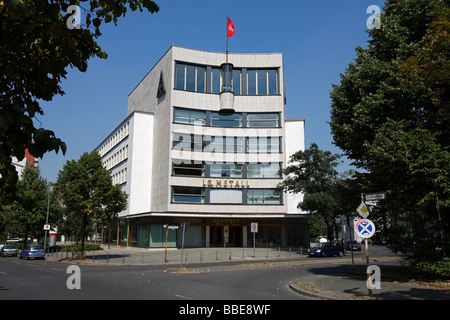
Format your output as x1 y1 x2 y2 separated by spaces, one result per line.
0 256 310 301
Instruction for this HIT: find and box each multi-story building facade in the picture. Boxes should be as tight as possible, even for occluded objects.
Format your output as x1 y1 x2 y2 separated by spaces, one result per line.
95 46 307 248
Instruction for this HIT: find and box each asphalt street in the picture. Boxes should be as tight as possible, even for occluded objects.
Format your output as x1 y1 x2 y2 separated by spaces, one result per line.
0 255 310 300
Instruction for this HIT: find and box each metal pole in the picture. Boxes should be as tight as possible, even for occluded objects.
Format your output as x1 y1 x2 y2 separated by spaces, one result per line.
165 225 169 263
253 232 256 257
44 193 50 251
365 238 372 297
180 223 186 268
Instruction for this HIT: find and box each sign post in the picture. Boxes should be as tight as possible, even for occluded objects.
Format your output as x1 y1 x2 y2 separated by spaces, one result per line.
356 193 377 297
251 223 258 258
180 223 189 268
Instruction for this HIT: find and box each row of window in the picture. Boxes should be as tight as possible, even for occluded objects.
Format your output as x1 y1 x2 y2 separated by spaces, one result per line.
173 133 281 154
175 62 279 96
98 122 130 157
112 168 127 186
172 187 282 205
172 161 282 179
174 107 281 128
103 145 128 170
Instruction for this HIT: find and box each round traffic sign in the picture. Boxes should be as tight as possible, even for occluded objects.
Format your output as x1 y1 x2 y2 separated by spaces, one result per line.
355 219 375 238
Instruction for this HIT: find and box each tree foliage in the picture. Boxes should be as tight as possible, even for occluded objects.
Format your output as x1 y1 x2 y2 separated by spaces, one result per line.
55 151 127 256
279 143 344 240
0 0 159 206
329 0 449 259
2 165 62 243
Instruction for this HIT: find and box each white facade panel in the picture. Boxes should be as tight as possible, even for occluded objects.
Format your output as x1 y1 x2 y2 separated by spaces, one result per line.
128 112 154 216
284 119 307 214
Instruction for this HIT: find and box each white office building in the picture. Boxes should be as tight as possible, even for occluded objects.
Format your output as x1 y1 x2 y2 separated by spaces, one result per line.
95 46 307 248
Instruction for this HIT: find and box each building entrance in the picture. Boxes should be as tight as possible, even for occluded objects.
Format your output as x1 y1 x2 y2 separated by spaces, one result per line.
228 226 243 247
209 226 223 247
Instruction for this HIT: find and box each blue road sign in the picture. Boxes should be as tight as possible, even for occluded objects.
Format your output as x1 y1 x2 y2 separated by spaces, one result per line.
355 219 375 238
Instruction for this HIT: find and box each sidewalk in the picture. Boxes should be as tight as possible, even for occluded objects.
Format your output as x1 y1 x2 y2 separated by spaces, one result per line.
289 260 450 300
46 245 450 300
45 245 307 266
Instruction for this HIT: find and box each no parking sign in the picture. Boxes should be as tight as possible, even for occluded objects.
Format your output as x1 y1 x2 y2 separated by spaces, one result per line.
251 222 258 233
355 219 375 239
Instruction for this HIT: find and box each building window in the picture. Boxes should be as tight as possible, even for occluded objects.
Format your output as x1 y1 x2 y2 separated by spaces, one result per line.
211 112 242 127
212 67 221 94
233 69 241 95
175 62 279 96
247 69 257 95
247 113 280 128
205 136 244 153
197 66 206 93
173 133 204 151
210 189 243 204
268 69 278 95
174 107 206 126
247 163 281 178
175 63 207 93
173 161 205 177
172 187 205 203
175 63 185 90
247 189 281 204
247 137 280 153
210 163 243 178
246 69 279 95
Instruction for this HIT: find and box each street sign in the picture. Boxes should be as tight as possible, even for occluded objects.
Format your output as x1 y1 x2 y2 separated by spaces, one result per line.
44 224 50 230
251 222 258 233
355 219 376 238
365 193 385 201
357 202 371 218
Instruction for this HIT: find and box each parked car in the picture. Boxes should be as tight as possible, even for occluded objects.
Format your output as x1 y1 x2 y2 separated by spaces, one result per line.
1 245 18 257
19 244 45 260
309 242 344 257
345 240 361 251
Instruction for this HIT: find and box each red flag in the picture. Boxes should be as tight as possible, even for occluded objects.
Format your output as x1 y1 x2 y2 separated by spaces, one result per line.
227 17 235 38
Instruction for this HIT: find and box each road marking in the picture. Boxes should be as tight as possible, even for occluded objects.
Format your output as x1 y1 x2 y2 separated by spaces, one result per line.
175 294 192 300
0 271 7 275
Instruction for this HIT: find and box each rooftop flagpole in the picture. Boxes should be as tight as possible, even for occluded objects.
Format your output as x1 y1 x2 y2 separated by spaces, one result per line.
226 17 229 64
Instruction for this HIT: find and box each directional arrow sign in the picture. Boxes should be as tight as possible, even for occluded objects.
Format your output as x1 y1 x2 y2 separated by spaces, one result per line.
355 219 376 238
357 202 371 218
365 193 385 201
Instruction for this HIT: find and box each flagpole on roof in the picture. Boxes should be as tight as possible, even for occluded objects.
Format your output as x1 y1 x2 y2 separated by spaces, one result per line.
226 17 229 64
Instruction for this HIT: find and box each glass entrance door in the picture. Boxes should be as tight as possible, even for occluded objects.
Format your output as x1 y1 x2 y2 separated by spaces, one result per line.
210 226 223 247
228 226 242 247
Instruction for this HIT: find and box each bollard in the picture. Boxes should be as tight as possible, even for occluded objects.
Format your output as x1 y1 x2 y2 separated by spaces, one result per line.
106 250 109 263
122 252 125 264
229 250 232 260
200 251 202 262
216 250 218 261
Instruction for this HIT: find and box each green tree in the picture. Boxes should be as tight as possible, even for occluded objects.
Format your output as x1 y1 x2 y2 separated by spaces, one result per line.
55 151 127 257
2 166 60 243
0 0 159 206
329 0 449 259
279 143 342 241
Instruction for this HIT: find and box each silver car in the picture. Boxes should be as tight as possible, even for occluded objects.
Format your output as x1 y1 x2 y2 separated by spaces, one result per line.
1 245 18 257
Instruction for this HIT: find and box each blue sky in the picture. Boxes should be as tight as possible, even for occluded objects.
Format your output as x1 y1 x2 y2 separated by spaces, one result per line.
37 0 386 182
